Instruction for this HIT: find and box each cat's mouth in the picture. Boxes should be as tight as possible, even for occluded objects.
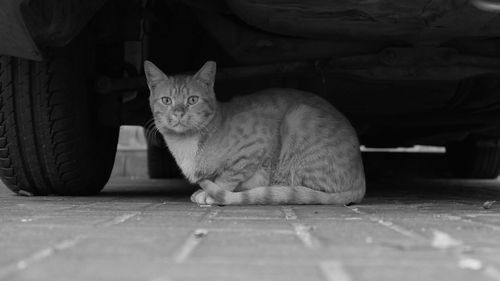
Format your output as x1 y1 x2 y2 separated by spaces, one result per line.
171 122 188 130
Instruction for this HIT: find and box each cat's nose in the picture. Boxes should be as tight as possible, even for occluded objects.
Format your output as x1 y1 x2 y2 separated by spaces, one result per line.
173 111 184 119
172 110 185 122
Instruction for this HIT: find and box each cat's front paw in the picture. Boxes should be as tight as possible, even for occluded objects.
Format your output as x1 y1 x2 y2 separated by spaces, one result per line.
190 189 216 206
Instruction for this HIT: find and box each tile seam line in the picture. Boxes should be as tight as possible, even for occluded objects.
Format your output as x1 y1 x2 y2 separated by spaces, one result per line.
347 205 425 240
0 235 86 280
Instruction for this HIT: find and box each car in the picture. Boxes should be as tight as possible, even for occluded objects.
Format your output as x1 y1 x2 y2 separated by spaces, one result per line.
2 0 500 196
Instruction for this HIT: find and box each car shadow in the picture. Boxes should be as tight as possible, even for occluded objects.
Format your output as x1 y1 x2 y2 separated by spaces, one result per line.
99 178 197 199
98 176 500 207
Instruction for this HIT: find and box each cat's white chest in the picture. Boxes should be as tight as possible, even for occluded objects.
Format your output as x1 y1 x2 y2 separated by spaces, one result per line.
165 137 199 182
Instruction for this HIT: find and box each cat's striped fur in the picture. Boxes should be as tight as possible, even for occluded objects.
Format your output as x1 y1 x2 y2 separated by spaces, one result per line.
145 60 365 205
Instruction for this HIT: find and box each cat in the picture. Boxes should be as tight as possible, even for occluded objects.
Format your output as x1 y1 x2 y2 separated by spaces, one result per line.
144 60 366 205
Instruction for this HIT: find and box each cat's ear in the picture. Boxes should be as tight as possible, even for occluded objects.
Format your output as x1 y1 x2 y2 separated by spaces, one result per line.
194 61 216 87
144 60 167 89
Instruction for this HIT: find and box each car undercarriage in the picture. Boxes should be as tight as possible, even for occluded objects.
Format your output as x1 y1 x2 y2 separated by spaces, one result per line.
2 0 500 195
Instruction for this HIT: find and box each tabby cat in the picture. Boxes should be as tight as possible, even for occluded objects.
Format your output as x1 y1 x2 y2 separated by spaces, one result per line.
144 60 365 205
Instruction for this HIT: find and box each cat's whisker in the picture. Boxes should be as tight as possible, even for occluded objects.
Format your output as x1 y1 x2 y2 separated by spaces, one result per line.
144 121 160 136
144 118 156 130
146 126 160 141
147 124 157 133
146 129 152 140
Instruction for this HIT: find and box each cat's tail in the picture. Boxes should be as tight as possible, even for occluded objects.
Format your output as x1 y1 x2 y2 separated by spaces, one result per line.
201 181 365 205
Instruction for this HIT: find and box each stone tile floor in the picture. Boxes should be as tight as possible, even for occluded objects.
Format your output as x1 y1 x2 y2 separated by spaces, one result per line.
0 177 499 281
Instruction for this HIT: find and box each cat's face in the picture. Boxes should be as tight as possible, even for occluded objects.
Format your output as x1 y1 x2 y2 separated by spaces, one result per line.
144 61 217 135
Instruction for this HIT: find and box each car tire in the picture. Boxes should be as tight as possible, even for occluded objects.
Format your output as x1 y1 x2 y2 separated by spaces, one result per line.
446 136 500 179
0 45 119 195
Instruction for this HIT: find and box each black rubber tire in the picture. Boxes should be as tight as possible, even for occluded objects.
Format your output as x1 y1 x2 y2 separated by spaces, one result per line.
0 49 119 195
446 136 500 179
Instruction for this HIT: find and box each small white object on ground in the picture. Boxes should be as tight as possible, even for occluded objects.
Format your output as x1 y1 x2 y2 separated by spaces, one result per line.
17 190 33 197
193 229 208 238
483 200 496 209
431 230 462 250
458 257 483 270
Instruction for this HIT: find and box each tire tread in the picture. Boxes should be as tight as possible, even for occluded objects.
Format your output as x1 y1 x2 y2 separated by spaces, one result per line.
0 50 118 195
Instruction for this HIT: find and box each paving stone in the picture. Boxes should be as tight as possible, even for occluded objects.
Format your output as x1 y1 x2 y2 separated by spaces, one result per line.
0 225 85 268
13 259 323 281
189 229 309 261
347 263 493 281
1 177 500 281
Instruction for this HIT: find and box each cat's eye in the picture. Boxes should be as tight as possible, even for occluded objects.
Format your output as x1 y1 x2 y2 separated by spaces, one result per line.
161 97 172 105
187 96 199 105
